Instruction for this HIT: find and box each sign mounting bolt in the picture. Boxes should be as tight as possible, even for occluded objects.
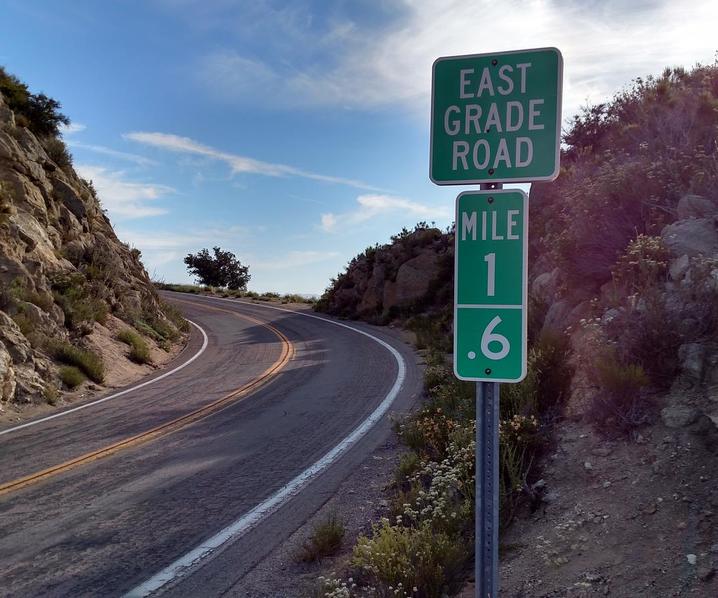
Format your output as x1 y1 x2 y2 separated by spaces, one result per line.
491 59 498 66
485 368 492 375
488 168 495 175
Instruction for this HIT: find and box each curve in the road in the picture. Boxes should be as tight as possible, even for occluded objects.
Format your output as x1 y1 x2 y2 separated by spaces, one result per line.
126 297 407 598
0 306 293 497
0 319 209 438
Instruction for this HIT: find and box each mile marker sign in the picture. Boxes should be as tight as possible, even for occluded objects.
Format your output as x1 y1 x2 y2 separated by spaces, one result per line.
430 47 563 184
454 189 528 382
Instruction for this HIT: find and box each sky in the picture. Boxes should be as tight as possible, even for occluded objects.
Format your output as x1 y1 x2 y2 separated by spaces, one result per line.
1 0 716 295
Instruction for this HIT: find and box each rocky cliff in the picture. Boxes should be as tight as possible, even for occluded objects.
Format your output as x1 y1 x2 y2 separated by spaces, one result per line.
0 78 183 408
316 225 453 323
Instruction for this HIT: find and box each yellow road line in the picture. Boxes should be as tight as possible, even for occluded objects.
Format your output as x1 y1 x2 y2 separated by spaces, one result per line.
0 301 293 497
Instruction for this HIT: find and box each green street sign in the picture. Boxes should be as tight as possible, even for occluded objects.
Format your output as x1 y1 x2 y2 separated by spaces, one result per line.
431 47 563 185
454 189 528 382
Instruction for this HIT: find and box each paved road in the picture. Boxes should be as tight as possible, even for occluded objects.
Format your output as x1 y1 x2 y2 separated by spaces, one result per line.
0 293 422 597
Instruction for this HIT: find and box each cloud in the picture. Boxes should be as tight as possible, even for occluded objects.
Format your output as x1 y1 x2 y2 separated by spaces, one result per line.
253 250 341 271
123 131 384 191
321 193 451 232
74 164 173 219
67 141 157 166
59 122 86 135
195 0 718 120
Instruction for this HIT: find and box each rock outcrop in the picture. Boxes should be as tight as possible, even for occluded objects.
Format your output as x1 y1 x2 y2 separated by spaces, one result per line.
316 226 452 322
0 91 180 407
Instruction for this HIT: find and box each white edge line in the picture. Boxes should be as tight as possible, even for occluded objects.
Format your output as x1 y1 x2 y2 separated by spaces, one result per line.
0 320 209 438
125 295 407 597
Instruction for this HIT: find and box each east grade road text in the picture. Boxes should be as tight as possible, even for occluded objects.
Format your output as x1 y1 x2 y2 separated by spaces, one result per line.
442 62 545 172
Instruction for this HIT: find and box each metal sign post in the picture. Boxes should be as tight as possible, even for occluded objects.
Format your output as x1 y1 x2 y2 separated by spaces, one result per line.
473 181 505 598
430 46 562 598
476 379 499 597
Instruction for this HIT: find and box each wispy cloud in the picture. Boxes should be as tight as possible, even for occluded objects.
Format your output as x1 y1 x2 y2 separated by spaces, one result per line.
320 193 451 233
195 0 718 121
67 141 157 166
75 164 173 219
59 122 86 135
123 131 384 192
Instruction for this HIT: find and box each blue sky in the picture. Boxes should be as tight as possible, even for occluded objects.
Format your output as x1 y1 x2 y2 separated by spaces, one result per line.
1 0 716 295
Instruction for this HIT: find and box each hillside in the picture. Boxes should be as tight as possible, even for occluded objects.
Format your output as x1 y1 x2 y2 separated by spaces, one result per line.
0 69 185 412
312 64 718 596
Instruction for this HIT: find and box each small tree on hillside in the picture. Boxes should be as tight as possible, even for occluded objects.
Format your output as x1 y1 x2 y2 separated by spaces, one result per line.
184 247 251 290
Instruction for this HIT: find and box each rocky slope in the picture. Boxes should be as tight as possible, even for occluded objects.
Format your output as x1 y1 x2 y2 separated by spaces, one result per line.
315 63 718 596
0 82 183 409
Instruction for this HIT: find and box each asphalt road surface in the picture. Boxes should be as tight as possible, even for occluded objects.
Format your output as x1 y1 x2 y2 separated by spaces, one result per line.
0 293 422 597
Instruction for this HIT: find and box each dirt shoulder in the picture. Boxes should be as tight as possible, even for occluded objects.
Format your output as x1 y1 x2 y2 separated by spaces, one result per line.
490 385 718 598
0 314 187 427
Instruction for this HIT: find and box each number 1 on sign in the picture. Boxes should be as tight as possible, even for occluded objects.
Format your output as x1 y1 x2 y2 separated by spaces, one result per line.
484 253 495 297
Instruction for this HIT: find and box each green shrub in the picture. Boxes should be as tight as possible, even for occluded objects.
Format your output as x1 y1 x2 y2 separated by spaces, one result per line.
117 329 151 364
42 137 72 167
586 355 651 437
43 384 59 405
297 513 345 562
159 300 189 333
395 452 421 484
0 67 70 137
11 311 34 336
49 340 104 383
603 292 681 388
59 366 85 389
612 234 670 293
51 273 108 331
352 520 468 597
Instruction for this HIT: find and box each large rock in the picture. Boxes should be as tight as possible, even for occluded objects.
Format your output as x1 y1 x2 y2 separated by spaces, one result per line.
531 268 560 304
669 254 690 281
542 299 572 334
358 263 386 315
677 194 718 220
385 251 440 310
0 341 16 402
661 218 718 258
678 343 706 381
661 405 700 428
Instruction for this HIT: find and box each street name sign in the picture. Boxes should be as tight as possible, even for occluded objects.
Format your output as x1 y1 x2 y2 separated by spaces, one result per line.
431 47 563 185
454 189 528 382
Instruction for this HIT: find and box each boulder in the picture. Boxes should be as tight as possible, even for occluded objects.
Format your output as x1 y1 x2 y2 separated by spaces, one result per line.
531 268 560 303
0 341 16 402
669 254 690 281
0 312 31 363
678 343 706 380
53 179 87 221
358 263 386 315
541 299 572 334
677 194 718 220
661 219 718 258
661 405 700 428
385 251 439 310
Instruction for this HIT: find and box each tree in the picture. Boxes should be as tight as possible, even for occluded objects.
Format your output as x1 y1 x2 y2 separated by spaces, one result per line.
184 247 251 290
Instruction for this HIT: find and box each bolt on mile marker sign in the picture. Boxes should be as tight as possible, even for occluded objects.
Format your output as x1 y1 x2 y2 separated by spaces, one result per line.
430 47 563 184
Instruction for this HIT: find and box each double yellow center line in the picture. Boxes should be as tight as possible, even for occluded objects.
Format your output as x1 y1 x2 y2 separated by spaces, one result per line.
0 302 293 497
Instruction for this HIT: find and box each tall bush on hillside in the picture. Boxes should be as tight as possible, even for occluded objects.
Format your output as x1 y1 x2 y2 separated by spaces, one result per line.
530 63 718 293
184 246 251 290
0 66 70 136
